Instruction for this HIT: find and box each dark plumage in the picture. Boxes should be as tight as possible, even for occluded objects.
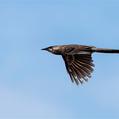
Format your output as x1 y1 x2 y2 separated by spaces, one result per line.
42 44 119 85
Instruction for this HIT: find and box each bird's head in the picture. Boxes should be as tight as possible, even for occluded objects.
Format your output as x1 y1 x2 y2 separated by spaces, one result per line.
42 45 62 55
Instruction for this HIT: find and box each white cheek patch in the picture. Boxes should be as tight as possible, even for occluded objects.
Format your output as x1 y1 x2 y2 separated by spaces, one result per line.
49 48 53 52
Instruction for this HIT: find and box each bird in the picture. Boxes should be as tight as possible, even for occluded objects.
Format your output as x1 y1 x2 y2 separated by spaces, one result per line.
42 44 119 85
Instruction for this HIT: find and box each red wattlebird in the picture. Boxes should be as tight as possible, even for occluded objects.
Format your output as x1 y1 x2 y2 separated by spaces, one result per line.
42 44 119 85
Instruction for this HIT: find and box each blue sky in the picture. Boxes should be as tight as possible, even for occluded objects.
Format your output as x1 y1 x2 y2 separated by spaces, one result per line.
0 0 119 119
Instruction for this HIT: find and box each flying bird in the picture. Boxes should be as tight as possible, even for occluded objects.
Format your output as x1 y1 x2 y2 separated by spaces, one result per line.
42 44 119 85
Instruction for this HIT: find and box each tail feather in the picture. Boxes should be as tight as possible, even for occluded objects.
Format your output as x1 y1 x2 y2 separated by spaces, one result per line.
92 47 119 53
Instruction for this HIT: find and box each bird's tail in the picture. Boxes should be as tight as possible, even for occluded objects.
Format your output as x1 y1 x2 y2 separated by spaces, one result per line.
92 47 119 53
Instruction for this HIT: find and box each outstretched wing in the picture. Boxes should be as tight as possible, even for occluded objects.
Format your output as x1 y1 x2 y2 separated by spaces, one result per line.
62 54 94 85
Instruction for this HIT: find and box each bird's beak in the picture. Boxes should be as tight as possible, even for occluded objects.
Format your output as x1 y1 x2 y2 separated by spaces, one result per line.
41 47 49 51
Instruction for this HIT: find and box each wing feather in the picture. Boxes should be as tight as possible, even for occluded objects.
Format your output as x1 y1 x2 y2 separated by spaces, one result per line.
72 62 88 82
62 54 94 85
75 60 92 77
71 64 83 84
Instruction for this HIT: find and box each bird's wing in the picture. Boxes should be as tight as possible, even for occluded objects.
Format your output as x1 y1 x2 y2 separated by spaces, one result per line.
62 54 94 85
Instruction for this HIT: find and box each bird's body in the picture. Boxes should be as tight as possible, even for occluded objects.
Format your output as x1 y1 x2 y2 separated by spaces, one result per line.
42 44 119 85
43 44 94 55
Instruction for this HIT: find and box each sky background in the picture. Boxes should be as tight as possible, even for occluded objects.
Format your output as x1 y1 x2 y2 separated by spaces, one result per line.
0 0 119 119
